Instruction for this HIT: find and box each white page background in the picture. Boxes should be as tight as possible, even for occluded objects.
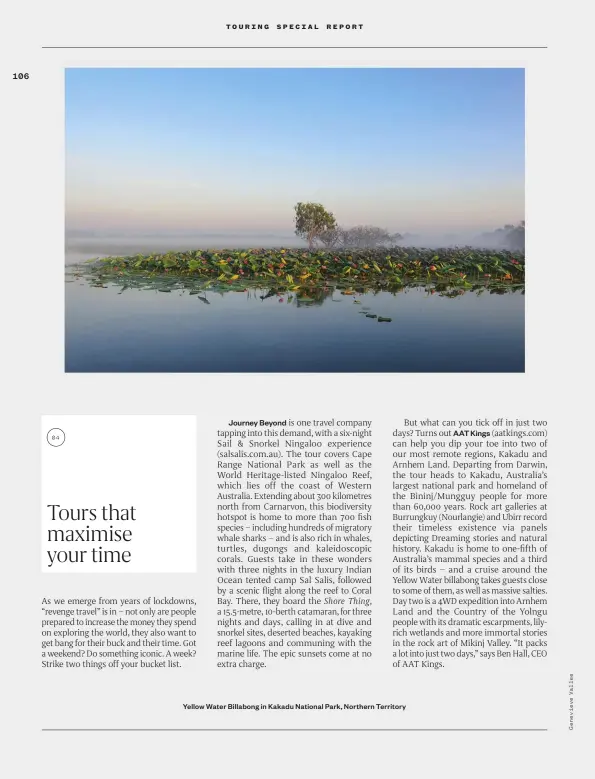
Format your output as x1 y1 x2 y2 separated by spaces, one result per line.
2 2 590 777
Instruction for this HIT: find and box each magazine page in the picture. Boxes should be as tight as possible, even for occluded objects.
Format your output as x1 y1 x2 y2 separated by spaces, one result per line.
2 2 589 777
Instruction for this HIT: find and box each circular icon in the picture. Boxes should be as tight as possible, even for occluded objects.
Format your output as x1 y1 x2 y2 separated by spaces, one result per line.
47 428 65 447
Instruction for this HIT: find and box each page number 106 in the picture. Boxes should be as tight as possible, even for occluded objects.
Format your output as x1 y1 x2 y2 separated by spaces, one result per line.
13 73 29 79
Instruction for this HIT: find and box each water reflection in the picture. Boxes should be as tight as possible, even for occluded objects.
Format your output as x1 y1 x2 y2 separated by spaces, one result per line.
65 268 525 373
66 265 524 304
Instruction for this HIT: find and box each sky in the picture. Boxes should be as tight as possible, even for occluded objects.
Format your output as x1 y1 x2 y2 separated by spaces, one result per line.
65 68 524 241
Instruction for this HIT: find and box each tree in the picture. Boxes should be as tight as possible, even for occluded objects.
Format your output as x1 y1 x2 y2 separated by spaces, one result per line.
476 221 525 251
294 202 337 250
318 227 341 249
506 220 525 252
338 225 403 248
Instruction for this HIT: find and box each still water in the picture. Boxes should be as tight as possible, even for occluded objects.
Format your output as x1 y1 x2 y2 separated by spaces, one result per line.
65 277 524 372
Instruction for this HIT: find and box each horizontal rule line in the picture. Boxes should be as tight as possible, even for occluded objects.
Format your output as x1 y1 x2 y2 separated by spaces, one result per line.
43 728 548 732
42 46 547 50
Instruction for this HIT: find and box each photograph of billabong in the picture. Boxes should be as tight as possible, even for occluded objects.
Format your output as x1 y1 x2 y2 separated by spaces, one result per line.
65 68 525 372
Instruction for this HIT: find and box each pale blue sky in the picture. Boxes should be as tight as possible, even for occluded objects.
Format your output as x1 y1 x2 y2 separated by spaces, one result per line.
66 68 524 237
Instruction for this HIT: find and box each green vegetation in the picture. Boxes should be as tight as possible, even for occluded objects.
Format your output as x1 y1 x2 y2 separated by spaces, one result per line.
68 248 524 329
76 247 524 295
73 202 524 303
294 202 338 249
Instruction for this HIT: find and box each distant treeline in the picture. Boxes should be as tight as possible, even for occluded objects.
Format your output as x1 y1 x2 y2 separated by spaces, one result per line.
318 225 404 249
476 221 525 252
318 222 525 252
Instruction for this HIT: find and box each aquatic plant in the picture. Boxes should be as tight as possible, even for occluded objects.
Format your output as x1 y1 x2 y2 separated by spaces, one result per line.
79 246 524 296
67 249 524 324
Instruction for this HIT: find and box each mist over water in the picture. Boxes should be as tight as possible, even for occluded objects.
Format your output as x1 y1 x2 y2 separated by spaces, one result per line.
65 230 301 264
65 225 523 264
